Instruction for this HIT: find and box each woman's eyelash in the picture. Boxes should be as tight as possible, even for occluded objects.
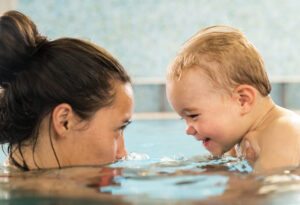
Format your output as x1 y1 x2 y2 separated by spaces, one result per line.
188 114 199 118
118 120 132 130
118 125 127 130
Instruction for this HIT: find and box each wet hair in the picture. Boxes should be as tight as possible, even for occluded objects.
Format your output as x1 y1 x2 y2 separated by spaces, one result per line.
167 25 271 96
0 10 130 170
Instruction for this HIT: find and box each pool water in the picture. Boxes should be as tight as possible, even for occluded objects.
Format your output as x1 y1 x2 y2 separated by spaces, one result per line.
1 120 300 204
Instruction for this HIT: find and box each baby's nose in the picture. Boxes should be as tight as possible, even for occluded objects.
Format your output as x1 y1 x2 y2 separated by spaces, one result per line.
116 136 127 159
186 125 197 136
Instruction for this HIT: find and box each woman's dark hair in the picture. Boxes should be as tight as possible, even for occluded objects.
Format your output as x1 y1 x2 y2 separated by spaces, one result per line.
0 10 131 170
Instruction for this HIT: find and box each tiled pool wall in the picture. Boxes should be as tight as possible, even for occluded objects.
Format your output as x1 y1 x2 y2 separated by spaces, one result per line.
132 83 300 112
7 0 300 112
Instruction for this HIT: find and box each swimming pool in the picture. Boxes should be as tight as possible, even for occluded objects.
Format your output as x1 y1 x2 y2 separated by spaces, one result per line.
0 119 300 204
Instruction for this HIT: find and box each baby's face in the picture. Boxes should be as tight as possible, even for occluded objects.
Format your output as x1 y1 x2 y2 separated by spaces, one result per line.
166 68 244 156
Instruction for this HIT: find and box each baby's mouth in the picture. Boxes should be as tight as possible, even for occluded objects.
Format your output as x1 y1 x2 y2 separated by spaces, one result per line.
202 137 211 148
203 138 210 143
194 136 210 142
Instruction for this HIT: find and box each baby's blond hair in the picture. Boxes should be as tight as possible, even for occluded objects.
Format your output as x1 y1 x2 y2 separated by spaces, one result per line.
167 26 271 96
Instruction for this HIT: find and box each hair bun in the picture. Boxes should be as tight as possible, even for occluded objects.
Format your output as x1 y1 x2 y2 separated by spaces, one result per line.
0 10 47 87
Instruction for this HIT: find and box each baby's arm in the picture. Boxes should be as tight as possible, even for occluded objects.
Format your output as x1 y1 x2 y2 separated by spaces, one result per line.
254 121 300 172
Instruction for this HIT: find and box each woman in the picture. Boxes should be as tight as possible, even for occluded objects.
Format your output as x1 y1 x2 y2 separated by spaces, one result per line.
0 10 134 170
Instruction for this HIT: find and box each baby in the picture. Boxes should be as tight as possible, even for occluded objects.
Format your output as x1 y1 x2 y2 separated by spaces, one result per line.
166 25 300 172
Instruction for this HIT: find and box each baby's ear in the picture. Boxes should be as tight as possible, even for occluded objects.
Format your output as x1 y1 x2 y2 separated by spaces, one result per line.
52 103 75 139
232 85 256 115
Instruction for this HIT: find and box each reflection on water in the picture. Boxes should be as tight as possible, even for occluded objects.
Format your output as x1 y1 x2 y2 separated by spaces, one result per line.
0 153 300 204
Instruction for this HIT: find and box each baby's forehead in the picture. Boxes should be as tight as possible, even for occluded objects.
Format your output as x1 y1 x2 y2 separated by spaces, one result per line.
179 65 217 82
169 68 214 89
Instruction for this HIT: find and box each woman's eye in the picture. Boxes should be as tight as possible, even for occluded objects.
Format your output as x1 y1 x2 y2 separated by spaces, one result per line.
116 120 132 131
118 125 126 130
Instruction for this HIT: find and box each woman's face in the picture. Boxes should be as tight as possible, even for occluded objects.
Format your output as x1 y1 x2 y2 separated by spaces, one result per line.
61 82 134 166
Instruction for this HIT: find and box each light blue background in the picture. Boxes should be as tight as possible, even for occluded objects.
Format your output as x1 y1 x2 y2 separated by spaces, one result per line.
16 0 300 112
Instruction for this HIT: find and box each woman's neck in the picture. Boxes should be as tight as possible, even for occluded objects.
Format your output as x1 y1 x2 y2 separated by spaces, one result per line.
9 117 60 170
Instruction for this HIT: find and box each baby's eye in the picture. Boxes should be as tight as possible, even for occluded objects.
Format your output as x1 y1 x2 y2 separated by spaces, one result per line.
188 114 199 119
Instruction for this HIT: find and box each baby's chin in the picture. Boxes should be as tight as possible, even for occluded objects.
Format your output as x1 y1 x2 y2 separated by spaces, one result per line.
210 145 236 157
208 149 225 158
204 141 233 157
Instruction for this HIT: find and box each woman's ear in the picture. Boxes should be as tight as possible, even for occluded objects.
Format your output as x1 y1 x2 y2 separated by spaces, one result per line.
52 103 74 138
232 85 256 115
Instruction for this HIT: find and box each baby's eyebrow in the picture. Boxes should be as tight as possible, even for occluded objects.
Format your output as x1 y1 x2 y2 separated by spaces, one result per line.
181 108 197 115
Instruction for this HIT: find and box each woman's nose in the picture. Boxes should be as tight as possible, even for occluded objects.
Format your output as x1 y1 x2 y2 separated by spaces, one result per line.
186 124 197 136
116 135 127 159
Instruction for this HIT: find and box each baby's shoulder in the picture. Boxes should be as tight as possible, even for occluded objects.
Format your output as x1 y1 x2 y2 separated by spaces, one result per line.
264 111 300 140
273 111 300 129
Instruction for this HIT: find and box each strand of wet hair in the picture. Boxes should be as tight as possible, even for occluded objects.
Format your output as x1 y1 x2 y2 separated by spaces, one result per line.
32 121 41 170
9 151 28 171
48 113 61 169
17 142 29 170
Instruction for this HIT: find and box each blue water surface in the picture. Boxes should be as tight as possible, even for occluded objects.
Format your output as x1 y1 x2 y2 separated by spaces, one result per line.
1 119 300 205
124 119 209 159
